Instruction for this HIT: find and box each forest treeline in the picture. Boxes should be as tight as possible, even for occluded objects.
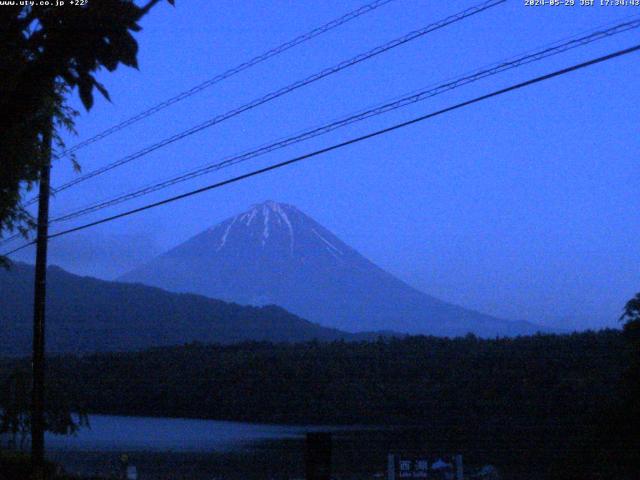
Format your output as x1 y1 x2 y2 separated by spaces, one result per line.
0 330 629 425
1 330 637 478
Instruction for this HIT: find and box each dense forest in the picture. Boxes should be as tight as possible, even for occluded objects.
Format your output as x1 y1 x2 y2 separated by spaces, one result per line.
30 331 627 425
1 329 637 478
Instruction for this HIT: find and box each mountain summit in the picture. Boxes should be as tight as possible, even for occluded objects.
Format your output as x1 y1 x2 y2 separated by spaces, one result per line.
121 201 543 337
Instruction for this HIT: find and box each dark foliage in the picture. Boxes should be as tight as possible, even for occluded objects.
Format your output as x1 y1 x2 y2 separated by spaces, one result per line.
0 451 107 480
0 0 173 255
0 330 634 478
0 365 88 451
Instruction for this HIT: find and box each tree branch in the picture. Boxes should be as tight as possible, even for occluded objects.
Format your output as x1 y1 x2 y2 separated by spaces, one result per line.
138 0 173 18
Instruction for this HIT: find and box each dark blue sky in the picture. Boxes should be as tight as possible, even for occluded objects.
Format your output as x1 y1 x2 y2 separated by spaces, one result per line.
12 0 640 330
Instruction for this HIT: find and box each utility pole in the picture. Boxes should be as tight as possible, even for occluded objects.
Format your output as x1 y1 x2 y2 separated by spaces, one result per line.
305 432 332 480
31 119 53 478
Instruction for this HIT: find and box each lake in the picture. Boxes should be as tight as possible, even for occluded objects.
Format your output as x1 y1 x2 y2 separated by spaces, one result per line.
44 415 508 479
45 414 393 479
46 414 323 452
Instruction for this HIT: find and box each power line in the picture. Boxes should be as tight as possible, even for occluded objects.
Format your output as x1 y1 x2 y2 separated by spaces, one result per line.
45 19 640 225
56 0 398 159
2 0 503 248
30 0 506 201
4 43 638 257
0 232 22 246
21 0 397 209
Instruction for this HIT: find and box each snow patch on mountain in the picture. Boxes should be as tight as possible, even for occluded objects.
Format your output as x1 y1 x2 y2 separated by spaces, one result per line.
312 228 343 258
262 206 271 245
276 205 295 253
217 217 238 251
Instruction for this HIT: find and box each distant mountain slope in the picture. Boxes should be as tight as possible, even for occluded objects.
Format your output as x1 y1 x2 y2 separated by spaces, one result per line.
121 201 546 337
0 263 379 357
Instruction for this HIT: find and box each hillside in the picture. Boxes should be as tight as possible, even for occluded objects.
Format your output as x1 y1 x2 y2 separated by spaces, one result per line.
0 262 381 356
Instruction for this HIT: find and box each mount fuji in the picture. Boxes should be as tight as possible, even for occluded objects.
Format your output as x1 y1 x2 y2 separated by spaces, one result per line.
121 201 544 337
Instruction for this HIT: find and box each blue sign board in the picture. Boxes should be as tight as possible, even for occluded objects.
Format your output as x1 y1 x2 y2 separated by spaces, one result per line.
388 454 461 480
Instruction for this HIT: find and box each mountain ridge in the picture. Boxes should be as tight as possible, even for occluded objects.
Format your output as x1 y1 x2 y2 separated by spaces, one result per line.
121 201 547 337
0 262 392 357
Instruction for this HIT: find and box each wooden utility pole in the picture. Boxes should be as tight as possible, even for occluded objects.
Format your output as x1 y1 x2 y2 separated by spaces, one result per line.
31 121 53 477
305 432 332 480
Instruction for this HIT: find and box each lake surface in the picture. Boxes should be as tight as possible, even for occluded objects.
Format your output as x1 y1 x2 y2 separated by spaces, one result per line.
46 414 321 452
44 415 507 479
45 414 389 479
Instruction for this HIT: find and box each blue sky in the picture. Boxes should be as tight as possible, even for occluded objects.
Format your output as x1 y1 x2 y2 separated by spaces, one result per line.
11 0 640 330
